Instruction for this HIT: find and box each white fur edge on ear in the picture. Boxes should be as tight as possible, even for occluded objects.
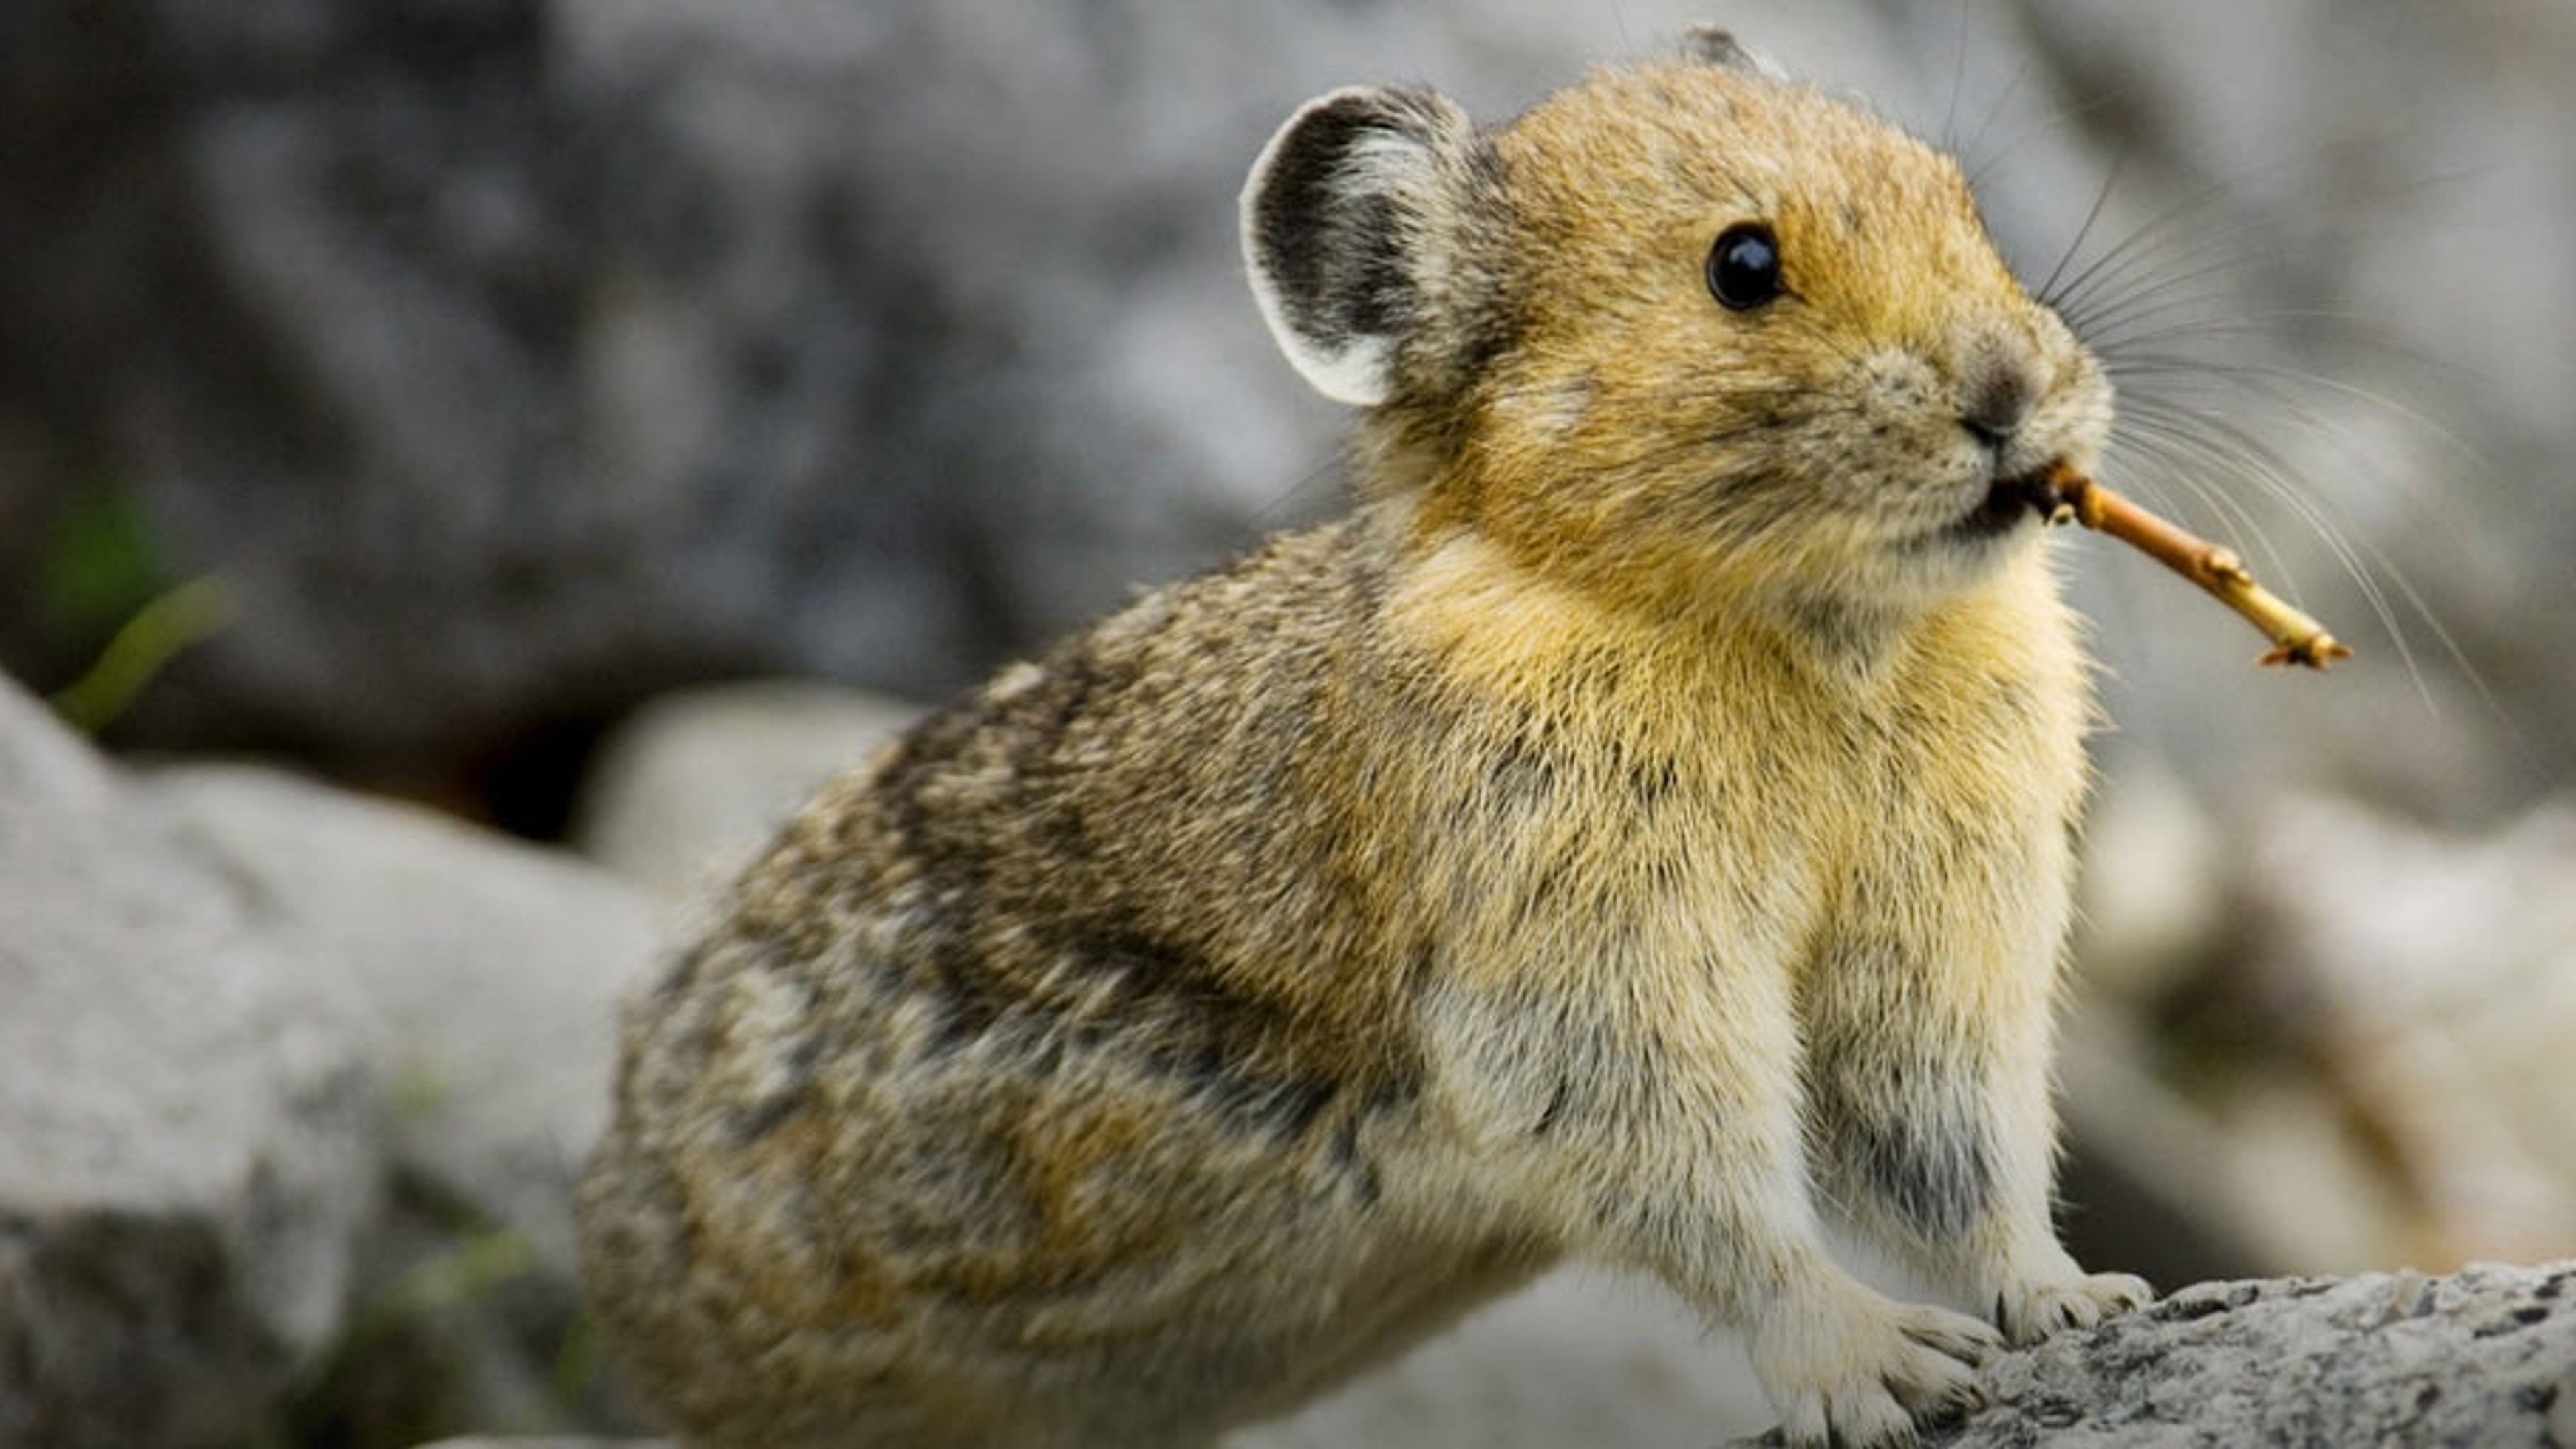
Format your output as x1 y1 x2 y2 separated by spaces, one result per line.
1272 325 1394 409
1239 86 1412 409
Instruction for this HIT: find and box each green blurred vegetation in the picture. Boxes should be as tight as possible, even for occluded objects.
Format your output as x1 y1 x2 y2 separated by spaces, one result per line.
34 488 231 734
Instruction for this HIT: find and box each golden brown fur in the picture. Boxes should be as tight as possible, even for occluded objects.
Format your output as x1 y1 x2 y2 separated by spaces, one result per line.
578 31 2150 1449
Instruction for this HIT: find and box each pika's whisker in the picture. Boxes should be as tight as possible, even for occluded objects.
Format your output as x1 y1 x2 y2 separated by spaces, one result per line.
2033 149 2127 307
2104 351 2497 484
2106 422 2298 588
2115 394 2434 706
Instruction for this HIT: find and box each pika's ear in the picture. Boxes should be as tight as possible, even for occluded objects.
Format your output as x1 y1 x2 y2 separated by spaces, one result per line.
1680 25 1784 80
1241 85 1482 409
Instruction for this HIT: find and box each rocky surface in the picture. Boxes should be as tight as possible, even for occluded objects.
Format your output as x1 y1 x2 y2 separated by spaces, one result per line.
141 765 663 1441
144 763 658 1273
1917 1263 2576 1449
3 0 2571 821
0 672 380 1448
0 670 663 1446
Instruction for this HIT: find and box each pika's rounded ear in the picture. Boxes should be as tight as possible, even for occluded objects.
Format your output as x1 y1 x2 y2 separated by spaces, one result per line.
1240 85 1481 409
1681 25 1784 80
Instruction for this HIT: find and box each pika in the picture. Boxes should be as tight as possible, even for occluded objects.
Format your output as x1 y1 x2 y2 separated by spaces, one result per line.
577 28 2153 1449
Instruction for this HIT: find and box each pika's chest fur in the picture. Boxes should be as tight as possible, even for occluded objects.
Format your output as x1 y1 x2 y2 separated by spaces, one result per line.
1332 523 2091 1183
1362 527 2087 965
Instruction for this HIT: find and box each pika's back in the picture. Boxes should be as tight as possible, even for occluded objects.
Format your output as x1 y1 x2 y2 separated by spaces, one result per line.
578 518 1519 1446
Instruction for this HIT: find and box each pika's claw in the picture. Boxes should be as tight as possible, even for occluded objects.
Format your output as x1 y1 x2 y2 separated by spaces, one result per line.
1755 1285 2000 1448
1998 1271 2155 1346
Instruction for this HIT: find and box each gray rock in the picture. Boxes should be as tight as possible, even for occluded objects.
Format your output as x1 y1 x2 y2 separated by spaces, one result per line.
143 763 661 1272
136 763 665 1438
1923 1263 2576 1448
0 659 676 1442
0 676 380 1448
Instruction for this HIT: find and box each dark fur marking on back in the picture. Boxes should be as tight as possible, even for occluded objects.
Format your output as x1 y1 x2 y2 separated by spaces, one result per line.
1075 928 1340 1141
1531 1077 1572 1138
1331 1112 1383 1210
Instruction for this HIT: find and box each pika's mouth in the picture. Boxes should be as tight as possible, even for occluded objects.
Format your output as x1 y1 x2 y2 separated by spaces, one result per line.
1949 465 2053 541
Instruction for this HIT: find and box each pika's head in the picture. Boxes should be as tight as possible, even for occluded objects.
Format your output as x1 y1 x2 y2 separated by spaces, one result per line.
1244 29 2111 625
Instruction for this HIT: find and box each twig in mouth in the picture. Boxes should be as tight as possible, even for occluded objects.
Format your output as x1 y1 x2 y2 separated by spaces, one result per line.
2021 464 2352 669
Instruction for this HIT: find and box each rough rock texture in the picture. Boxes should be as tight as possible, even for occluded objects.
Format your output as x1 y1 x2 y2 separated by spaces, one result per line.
129 767 664 1442
144 764 659 1273
1917 1263 2576 1449
0 669 666 1444
4 0 2569 818
0 678 380 1447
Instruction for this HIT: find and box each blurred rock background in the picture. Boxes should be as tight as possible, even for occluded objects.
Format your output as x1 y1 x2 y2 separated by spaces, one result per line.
1 1 2570 1445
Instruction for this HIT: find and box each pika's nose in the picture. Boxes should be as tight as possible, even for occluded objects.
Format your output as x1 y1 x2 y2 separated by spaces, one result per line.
1959 364 2038 449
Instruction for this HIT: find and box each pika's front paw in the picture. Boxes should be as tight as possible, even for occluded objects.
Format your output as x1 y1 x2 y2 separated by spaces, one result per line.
1996 1270 2154 1346
1752 1285 2000 1449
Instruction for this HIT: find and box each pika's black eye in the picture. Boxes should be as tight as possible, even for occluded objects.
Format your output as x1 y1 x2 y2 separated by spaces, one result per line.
1705 223 1783 311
